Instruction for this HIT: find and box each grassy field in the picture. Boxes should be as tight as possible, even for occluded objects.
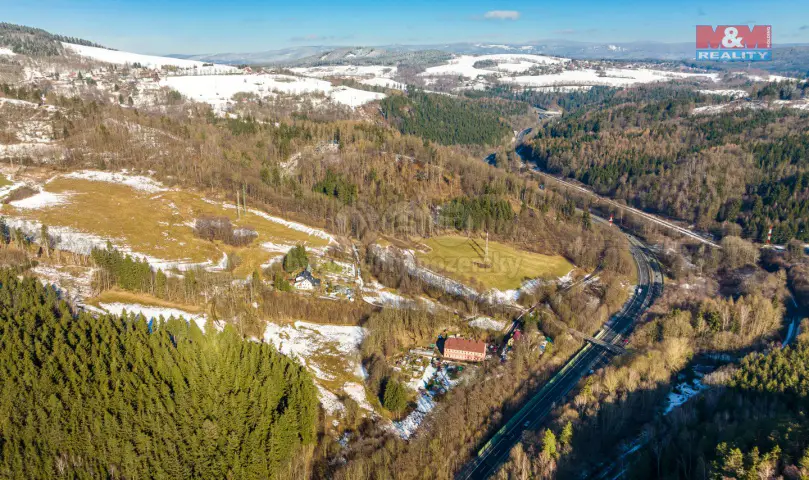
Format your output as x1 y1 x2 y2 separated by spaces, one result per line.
4 177 329 274
415 235 574 291
0 174 11 188
87 288 205 313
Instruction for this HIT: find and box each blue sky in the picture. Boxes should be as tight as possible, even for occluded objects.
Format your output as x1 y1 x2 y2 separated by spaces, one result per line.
2 0 808 54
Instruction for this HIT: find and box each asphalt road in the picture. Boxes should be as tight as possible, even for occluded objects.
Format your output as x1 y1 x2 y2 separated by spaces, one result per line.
457 234 663 480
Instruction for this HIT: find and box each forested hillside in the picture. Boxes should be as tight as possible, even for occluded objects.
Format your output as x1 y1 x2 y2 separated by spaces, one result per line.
630 330 809 479
381 90 514 146
525 81 809 243
0 22 108 56
0 271 318 479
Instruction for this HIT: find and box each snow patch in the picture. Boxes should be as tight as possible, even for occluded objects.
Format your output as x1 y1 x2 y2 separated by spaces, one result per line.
359 77 406 90
664 377 708 414
469 316 507 331
698 89 748 98
99 302 208 332
64 170 168 193
290 65 397 79
263 321 372 413
9 189 70 209
393 366 458 439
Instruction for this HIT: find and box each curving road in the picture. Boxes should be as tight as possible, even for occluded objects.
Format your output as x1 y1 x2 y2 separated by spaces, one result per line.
457 233 663 480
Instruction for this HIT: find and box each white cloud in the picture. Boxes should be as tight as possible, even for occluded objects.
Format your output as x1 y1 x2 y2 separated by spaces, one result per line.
483 10 521 21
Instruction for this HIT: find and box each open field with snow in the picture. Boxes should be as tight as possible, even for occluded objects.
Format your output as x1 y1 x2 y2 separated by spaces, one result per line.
161 73 386 111
0 170 331 275
417 54 720 90
415 235 574 291
263 321 373 416
504 67 718 88
422 54 566 78
290 65 397 78
63 43 239 74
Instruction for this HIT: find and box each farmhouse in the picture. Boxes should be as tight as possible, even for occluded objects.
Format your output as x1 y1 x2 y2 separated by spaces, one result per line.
443 337 486 362
294 268 321 291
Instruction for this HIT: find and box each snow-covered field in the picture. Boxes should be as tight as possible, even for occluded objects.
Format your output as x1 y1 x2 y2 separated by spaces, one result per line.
359 77 406 90
505 68 718 88
0 47 16 56
63 43 238 74
419 54 718 89
290 65 397 79
161 73 385 111
422 54 566 78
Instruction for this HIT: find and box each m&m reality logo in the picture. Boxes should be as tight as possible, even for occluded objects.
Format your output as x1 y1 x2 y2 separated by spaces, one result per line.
696 25 772 61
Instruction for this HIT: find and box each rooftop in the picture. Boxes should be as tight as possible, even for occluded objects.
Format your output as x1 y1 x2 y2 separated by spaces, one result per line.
444 337 486 355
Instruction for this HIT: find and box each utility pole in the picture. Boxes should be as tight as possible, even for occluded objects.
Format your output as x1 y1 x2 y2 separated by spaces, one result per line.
485 231 490 265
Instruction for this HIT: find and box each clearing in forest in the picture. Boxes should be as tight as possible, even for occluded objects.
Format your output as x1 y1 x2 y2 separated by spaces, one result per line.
1 172 331 275
416 235 573 291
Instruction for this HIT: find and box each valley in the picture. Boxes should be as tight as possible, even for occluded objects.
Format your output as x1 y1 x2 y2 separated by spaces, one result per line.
1 17 808 480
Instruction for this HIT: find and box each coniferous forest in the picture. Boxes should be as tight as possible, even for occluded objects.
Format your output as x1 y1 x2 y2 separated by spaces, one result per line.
380 90 513 146
0 270 318 479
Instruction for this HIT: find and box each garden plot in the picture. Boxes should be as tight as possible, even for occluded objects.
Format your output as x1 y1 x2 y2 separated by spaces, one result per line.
262 321 374 414
0 170 331 275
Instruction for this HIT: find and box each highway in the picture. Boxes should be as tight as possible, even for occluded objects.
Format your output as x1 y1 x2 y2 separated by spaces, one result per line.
456 234 663 480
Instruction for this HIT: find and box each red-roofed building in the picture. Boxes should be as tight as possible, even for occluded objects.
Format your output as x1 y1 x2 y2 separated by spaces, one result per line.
443 337 486 362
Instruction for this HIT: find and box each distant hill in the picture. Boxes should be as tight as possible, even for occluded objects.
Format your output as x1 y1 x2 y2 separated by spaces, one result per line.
170 40 809 72
0 22 109 56
166 40 695 65
166 46 336 65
